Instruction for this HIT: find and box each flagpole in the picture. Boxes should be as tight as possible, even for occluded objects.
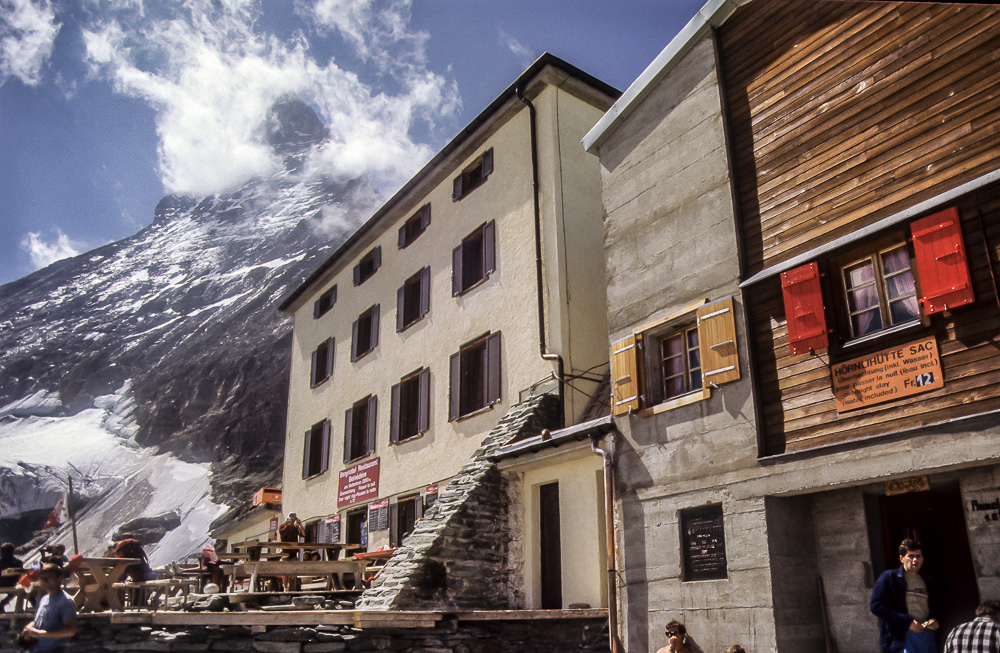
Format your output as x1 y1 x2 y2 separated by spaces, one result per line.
68 476 79 555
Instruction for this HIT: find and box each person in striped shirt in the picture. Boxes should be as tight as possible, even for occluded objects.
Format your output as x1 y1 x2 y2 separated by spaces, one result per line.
945 600 1000 653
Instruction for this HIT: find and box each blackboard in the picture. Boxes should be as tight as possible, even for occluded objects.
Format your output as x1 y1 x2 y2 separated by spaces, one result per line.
681 504 727 581
369 500 389 532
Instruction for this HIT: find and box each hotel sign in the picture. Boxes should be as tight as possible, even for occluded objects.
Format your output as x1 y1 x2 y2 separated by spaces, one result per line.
832 336 943 412
338 457 379 508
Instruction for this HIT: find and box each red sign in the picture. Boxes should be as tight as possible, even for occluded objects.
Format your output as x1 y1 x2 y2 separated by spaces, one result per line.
338 457 380 507
269 516 279 532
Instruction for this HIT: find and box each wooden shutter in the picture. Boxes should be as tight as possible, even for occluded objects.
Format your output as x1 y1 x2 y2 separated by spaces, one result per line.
325 338 335 380
302 429 311 478
313 298 321 319
611 335 640 416
372 246 381 272
389 382 401 444
396 285 406 332
697 296 740 386
343 407 353 462
417 367 430 434
448 351 461 421
366 395 377 455
419 266 430 317
911 207 975 315
351 318 360 360
389 502 399 547
453 174 463 200
486 331 502 406
452 244 463 296
420 204 431 229
483 221 496 275
353 262 361 286
370 305 380 349
481 148 494 177
310 348 319 386
780 262 829 355
319 420 330 475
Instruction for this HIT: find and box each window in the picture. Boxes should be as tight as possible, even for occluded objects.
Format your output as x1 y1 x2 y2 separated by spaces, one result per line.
449 332 501 420
352 305 380 361
301 419 330 478
391 368 430 443
346 508 367 552
313 285 337 319
397 267 430 331
390 495 422 547
310 337 335 387
344 395 377 462
680 504 727 582
781 207 975 353
452 221 496 296
399 204 430 249
838 241 920 339
611 297 740 416
353 246 381 286
452 148 493 201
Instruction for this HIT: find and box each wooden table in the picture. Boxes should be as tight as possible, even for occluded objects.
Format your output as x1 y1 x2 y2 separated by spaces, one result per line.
231 541 360 561
236 559 367 592
71 557 141 612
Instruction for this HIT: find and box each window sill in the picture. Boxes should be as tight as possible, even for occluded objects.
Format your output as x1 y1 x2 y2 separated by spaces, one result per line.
345 452 376 465
453 402 496 422
639 387 710 417
352 348 376 363
397 314 427 333
837 319 924 351
391 431 427 445
302 470 328 481
310 376 331 389
455 273 491 298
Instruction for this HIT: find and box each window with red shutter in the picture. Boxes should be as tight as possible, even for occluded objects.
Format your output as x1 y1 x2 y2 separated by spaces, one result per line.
910 207 975 315
781 262 829 355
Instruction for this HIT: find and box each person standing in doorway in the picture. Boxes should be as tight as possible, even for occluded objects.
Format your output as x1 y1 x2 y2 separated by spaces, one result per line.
871 538 940 653
944 600 1000 653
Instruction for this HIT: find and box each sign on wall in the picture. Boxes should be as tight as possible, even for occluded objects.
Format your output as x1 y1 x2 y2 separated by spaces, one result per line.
832 336 944 412
317 514 340 543
368 499 389 532
680 504 728 582
425 484 438 510
885 476 930 496
269 516 279 532
338 457 380 507
971 497 999 523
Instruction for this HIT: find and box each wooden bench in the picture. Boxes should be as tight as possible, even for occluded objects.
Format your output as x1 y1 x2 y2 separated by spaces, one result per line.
0 587 26 614
237 560 367 592
111 578 198 611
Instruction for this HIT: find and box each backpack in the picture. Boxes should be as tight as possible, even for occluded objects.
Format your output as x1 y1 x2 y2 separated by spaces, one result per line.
114 539 147 562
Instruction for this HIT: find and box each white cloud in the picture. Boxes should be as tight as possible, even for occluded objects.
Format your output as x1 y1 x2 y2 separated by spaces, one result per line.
500 30 534 68
78 0 459 198
0 0 60 86
21 229 83 270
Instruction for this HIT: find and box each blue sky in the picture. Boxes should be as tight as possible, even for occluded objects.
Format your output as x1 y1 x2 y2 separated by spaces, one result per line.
0 0 706 286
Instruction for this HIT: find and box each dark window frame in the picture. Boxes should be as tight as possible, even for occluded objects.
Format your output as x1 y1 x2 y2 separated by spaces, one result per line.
301 419 330 479
397 267 430 332
390 494 421 547
390 367 430 443
313 285 337 319
452 148 493 201
310 337 335 387
642 323 702 405
452 221 496 296
353 246 382 287
344 394 377 463
449 332 501 421
352 304 380 361
398 204 431 249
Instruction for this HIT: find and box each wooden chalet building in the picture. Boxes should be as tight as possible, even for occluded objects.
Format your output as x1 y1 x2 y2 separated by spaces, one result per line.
586 0 1000 651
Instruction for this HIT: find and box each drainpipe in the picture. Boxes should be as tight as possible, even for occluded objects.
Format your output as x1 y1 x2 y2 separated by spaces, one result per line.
516 86 566 428
591 433 622 653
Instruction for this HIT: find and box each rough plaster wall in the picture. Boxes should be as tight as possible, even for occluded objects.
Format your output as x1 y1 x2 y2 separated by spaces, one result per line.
356 394 559 611
961 464 1000 600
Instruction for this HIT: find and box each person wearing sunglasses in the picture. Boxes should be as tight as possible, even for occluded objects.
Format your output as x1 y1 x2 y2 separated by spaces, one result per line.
655 619 705 653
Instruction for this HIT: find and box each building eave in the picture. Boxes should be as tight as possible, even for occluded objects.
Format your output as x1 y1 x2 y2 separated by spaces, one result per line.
489 415 614 463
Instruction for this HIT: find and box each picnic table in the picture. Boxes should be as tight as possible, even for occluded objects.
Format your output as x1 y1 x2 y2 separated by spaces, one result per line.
0 568 27 613
230 541 360 561
236 559 368 592
70 557 141 612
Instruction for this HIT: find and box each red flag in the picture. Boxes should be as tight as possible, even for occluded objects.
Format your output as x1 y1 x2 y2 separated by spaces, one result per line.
42 495 65 530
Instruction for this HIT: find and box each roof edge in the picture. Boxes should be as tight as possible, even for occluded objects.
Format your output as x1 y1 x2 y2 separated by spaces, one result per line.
278 53 620 314
583 0 751 153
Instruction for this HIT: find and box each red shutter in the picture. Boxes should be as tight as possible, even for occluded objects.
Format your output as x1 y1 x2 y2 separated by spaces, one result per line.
911 207 975 315
389 382 400 444
417 367 430 434
448 351 461 421
780 262 829 355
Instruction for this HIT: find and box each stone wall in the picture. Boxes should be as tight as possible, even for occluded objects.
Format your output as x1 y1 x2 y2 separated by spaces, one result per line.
356 394 560 611
0 616 608 652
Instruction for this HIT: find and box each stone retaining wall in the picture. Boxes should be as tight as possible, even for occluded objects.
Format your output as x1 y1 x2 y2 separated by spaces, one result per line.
357 395 560 612
0 616 608 652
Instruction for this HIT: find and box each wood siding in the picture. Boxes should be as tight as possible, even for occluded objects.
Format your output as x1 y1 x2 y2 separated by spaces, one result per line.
719 0 1000 454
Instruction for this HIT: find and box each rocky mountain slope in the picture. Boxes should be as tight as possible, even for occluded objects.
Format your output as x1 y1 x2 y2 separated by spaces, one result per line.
0 97 376 561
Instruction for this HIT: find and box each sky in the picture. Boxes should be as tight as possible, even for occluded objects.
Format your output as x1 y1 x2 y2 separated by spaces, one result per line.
0 0 707 287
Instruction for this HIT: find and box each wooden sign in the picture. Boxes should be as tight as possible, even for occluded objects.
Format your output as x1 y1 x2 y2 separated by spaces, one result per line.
885 475 930 496
338 457 380 507
832 336 943 412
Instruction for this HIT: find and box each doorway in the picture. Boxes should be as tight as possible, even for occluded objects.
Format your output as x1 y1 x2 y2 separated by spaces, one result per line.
870 482 979 638
539 482 562 609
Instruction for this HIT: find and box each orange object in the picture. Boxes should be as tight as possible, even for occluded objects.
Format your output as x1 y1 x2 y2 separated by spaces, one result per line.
253 487 282 506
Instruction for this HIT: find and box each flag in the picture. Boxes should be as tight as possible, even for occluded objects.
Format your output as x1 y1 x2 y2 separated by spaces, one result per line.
42 492 68 530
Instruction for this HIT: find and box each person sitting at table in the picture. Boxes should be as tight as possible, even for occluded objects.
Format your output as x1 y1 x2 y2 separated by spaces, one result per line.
19 563 76 652
0 542 23 613
199 544 226 591
113 534 157 582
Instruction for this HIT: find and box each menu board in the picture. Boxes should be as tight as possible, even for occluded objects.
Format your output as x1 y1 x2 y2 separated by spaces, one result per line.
681 505 727 581
317 514 341 543
424 485 438 510
368 499 389 532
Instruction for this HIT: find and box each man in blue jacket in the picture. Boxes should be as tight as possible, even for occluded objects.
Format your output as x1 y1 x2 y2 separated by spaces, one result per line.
870 539 940 653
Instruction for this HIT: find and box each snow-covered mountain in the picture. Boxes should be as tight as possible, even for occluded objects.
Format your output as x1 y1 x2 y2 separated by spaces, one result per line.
0 97 377 564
